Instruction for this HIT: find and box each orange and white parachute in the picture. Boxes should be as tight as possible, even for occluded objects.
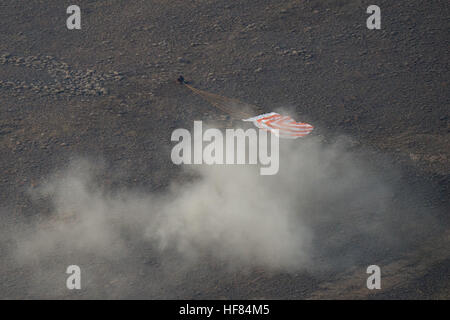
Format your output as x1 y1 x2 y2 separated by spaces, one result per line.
181 78 313 139
243 112 313 139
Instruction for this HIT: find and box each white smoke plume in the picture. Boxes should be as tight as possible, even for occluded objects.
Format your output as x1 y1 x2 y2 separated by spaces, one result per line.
0 130 436 298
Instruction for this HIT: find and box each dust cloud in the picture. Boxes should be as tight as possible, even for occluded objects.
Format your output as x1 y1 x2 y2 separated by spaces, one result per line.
0 129 436 298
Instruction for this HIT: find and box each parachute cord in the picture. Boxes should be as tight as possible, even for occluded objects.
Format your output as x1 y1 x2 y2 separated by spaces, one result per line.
184 84 253 119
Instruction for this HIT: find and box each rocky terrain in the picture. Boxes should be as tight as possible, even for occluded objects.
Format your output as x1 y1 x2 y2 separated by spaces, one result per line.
0 0 448 299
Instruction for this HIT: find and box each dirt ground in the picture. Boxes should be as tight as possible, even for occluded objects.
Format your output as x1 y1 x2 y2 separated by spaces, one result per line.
0 0 448 299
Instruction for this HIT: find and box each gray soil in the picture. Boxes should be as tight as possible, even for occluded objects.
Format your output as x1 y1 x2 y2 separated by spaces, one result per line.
0 0 448 299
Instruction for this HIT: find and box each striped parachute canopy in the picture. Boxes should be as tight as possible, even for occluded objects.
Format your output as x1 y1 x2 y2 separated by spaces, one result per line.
243 112 314 139
181 81 314 139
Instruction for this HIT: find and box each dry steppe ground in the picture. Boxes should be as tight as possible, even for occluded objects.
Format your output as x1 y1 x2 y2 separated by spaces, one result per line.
0 0 448 299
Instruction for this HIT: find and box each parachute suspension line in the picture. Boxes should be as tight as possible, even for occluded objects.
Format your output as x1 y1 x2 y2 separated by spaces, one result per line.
184 84 254 119
178 79 315 139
